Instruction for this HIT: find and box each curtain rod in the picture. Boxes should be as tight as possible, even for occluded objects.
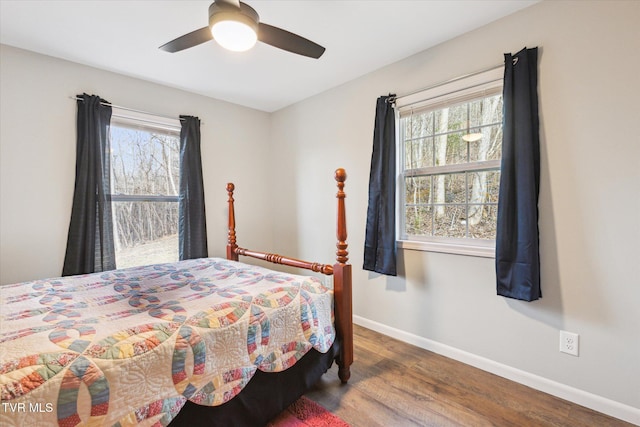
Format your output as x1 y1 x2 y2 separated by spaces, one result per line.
70 96 204 124
389 62 505 104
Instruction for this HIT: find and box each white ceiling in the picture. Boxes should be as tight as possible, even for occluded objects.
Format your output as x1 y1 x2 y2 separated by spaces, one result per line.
0 0 537 112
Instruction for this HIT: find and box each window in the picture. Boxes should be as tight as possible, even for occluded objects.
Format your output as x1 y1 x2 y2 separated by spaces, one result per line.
396 68 503 257
109 109 181 268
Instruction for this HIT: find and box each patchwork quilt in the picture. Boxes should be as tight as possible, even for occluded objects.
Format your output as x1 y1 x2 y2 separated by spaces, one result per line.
0 258 335 426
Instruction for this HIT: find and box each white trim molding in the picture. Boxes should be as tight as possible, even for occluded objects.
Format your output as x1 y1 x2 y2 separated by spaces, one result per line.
398 239 495 258
353 315 640 425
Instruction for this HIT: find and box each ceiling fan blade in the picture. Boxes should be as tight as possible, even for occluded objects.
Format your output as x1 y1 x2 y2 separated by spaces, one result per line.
159 27 213 53
257 23 325 59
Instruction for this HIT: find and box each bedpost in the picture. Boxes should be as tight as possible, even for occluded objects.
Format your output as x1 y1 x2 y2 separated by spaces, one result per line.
226 183 239 261
333 168 353 383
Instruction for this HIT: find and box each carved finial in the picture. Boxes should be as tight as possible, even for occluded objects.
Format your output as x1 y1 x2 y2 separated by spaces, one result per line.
335 169 348 264
227 182 238 260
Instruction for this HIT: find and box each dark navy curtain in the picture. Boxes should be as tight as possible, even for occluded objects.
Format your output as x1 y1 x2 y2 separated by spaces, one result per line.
364 96 397 276
496 47 541 301
62 94 115 276
179 115 208 260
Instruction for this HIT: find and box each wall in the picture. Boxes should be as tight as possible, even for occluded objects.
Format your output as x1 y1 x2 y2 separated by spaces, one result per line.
0 45 273 285
270 0 640 421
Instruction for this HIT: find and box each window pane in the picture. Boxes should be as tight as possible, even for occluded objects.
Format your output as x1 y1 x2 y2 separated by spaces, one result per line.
484 94 503 124
444 133 467 165
485 171 501 203
110 121 180 268
487 125 502 160
468 94 503 126
434 109 449 134
468 124 502 162
467 170 500 204
110 126 180 196
405 176 431 204
405 137 434 169
432 173 465 204
467 204 498 240
446 103 466 130
405 205 433 236
405 111 434 137
113 201 179 268
433 205 466 238
468 98 483 128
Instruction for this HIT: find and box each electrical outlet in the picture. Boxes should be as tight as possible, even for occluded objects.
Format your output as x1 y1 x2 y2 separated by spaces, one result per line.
559 331 579 356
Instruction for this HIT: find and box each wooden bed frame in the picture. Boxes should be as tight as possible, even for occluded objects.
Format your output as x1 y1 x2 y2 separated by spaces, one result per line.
224 168 353 383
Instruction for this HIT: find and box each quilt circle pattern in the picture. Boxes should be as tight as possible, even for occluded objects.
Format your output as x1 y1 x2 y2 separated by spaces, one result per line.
0 258 335 426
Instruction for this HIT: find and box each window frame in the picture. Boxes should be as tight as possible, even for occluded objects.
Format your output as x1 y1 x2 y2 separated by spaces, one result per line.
395 67 504 258
109 108 182 267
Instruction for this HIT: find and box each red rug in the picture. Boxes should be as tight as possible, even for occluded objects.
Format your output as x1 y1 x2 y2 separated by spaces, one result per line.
267 396 350 427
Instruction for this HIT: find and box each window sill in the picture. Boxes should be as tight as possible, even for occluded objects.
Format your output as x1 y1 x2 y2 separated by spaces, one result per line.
397 240 495 258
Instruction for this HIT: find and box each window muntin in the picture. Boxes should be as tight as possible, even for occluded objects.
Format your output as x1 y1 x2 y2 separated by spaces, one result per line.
109 113 180 268
397 72 503 256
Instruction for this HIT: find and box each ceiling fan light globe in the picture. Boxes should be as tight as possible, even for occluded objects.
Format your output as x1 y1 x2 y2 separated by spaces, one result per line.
462 132 483 142
211 20 257 52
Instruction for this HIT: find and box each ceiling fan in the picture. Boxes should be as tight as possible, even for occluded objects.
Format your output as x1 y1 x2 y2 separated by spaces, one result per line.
159 0 325 59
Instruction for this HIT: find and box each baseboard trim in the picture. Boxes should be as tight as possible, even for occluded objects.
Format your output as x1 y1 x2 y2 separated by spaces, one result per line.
353 315 640 426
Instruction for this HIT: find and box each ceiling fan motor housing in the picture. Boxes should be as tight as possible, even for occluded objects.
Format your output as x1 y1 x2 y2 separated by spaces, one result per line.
209 1 259 32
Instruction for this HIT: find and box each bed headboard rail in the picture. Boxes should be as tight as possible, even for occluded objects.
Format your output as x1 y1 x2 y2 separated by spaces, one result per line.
226 168 348 275
234 248 334 275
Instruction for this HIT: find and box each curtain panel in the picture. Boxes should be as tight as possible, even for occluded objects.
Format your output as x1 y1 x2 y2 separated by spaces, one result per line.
363 96 397 276
179 115 208 260
496 47 541 301
62 94 116 276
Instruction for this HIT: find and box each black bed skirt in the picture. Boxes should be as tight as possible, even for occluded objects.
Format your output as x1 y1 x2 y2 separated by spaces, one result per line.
168 341 339 427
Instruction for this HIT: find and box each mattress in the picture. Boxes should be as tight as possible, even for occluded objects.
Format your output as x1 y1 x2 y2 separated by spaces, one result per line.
0 258 335 426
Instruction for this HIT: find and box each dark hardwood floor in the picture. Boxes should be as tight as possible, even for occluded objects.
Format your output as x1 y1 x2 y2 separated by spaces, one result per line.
305 325 633 427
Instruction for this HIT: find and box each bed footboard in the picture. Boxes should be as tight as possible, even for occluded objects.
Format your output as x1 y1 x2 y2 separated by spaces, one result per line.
226 169 353 383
